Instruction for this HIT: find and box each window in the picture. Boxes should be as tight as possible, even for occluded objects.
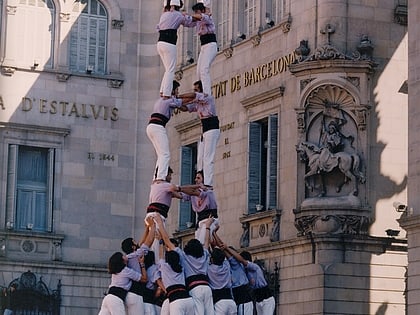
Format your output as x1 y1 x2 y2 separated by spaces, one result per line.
69 0 107 74
6 145 54 232
177 0 200 66
271 0 284 23
179 143 198 230
248 114 278 213
244 0 258 37
214 1 230 49
4 0 55 69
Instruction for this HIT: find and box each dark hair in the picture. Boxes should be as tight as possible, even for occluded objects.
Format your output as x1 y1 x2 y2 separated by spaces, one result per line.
164 0 184 11
144 250 155 269
196 170 204 180
184 238 204 258
154 166 174 179
169 238 179 247
192 2 205 12
239 250 252 262
211 247 225 265
193 80 203 93
121 237 134 254
166 250 183 273
172 81 180 94
108 252 126 274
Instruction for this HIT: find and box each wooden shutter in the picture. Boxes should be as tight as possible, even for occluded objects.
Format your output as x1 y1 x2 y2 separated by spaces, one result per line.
248 121 262 213
267 114 278 209
6 145 18 225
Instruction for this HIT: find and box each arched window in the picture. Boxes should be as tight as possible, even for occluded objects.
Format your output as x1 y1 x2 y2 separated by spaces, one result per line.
69 0 107 74
4 0 55 69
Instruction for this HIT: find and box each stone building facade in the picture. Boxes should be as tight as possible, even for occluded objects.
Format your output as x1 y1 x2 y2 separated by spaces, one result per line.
0 0 409 314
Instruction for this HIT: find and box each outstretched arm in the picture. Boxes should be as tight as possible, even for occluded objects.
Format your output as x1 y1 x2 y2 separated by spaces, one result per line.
154 215 176 251
203 217 214 250
143 216 156 248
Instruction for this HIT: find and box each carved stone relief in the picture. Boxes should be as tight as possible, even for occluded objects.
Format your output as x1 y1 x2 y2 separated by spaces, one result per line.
294 84 370 235
297 85 366 197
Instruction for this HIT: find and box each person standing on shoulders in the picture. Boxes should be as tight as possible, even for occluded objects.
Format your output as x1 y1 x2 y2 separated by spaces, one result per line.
190 2 217 96
179 80 220 188
157 0 193 98
146 81 194 182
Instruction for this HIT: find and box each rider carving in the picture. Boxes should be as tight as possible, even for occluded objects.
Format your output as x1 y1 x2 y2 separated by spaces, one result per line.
317 121 343 172
296 96 365 198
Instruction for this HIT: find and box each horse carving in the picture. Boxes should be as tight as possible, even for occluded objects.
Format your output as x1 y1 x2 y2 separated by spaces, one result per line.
296 141 365 197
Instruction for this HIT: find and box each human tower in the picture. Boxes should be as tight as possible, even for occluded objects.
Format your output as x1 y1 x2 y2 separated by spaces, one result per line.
97 1 276 314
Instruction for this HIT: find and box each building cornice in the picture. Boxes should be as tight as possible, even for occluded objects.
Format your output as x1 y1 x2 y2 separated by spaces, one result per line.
0 122 71 136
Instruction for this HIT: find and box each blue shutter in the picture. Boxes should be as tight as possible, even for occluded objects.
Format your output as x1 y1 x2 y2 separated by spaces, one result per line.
248 122 262 213
6 145 18 224
179 146 193 229
267 114 278 209
47 149 54 232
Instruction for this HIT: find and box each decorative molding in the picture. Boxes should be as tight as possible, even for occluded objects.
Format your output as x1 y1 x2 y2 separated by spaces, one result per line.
300 78 315 91
354 108 368 131
241 86 284 109
56 73 71 82
0 231 65 262
279 14 292 33
1 66 17 76
6 5 17 15
354 35 374 61
175 69 183 81
111 19 124 29
394 2 408 26
251 33 262 47
107 78 124 88
59 12 70 22
295 40 310 62
0 122 71 137
294 213 371 236
343 76 360 89
223 46 233 59
174 117 201 133
240 209 282 247
295 109 306 133
240 222 250 248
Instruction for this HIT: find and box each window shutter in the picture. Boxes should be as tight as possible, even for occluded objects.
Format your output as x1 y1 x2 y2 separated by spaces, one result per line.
179 146 193 229
97 18 107 73
248 122 262 213
267 114 278 209
216 1 230 49
16 189 33 230
6 145 18 223
47 149 55 232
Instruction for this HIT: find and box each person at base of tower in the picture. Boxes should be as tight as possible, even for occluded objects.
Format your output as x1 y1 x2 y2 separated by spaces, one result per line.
179 80 220 188
212 230 255 315
156 235 195 314
120 217 156 315
155 214 215 315
98 252 143 315
190 2 217 96
142 250 166 315
207 247 237 314
146 80 195 181
180 170 219 244
219 246 275 315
